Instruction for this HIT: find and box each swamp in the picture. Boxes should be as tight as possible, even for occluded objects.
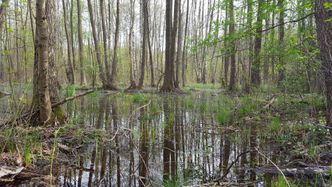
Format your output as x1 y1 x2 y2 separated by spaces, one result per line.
0 0 332 186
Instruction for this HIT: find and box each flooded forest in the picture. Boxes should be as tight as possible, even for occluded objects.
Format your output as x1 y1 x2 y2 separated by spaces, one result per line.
0 0 332 186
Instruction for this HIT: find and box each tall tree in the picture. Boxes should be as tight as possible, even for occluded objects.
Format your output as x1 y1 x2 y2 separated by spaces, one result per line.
100 0 111 84
87 0 107 87
160 0 179 92
229 0 236 91
35 0 52 123
315 0 332 131
251 0 264 85
0 0 9 35
77 0 86 85
277 0 285 85
138 0 148 89
62 0 75 84
108 0 120 90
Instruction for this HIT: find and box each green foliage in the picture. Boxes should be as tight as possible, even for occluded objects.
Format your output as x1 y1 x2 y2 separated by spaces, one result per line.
238 97 257 117
217 107 231 124
132 93 149 104
268 117 282 134
64 85 76 97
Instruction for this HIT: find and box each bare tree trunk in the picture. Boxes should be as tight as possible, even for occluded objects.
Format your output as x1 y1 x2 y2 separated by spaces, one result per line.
138 0 148 89
62 0 75 84
251 0 263 85
161 0 179 92
87 0 107 87
36 0 52 123
277 0 285 85
315 0 332 132
127 0 137 90
0 0 9 37
229 0 236 91
14 0 21 81
175 0 182 88
109 0 120 90
182 0 190 87
100 0 111 82
77 0 86 85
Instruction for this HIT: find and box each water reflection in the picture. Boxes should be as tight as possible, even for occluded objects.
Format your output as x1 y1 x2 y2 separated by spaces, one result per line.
46 93 290 186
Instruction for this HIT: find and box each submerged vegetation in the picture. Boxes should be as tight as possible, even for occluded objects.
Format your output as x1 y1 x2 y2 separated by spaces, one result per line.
1 0 332 186
1 84 331 186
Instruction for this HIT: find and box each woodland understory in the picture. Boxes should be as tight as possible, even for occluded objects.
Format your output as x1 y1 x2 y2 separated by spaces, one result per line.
0 0 332 186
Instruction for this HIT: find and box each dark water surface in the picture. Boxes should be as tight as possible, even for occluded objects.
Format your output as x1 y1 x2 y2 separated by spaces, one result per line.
14 91 330 187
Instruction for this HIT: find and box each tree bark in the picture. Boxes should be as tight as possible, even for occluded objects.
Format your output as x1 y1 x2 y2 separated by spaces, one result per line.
229 0 236 91
36 0 52 123
109 0 120 90
77 0 86 85
0 0 9 36
161 0 178 92
251 0 264 85
62 0 75 84
315 0 332 131
277 0 285 85
87 0 107 87
138 0 148 89
100 0 111 82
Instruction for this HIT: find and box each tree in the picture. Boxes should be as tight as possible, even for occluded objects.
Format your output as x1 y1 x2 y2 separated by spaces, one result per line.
87 0 107 87
277 0 285 85
0 0 9 35
109 0 120 90
62 0 75 84
315 0 332 131
77 0 86 86
138 0 148 89
251 0 264 85
160 0 179 92
229 0 236 91
35 0 52 123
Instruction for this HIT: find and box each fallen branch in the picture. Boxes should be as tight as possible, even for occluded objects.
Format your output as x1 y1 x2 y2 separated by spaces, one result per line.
255 147 291 187
1 90 95 128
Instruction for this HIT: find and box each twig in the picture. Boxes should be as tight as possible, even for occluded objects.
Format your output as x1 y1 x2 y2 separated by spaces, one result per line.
255 147 290 187
213 150 251 182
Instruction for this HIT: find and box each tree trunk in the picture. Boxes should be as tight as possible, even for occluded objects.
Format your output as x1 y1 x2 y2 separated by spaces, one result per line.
87 0 107 87
36 0 52 123
109 0 120 90
229 0 236 91
138 0 148 89
277 0 285 85
315 0 332 131
127 0 137 90
0 0 9 36
100 0 111 82
77 0 86 86
251 0 264 85
175 0 182 88
182 0 190 87
62 0 75 84
160 0 177 92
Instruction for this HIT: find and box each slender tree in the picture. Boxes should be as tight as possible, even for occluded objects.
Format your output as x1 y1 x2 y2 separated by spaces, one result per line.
229 0 236 90
315 0 332 131
62 0 75 84
35 0 52 123
109 0 120 90
138 0 148 89
77 0 86 85
251 0 264 85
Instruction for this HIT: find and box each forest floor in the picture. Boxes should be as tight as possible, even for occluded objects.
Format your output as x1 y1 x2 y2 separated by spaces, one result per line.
0 84 331 186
